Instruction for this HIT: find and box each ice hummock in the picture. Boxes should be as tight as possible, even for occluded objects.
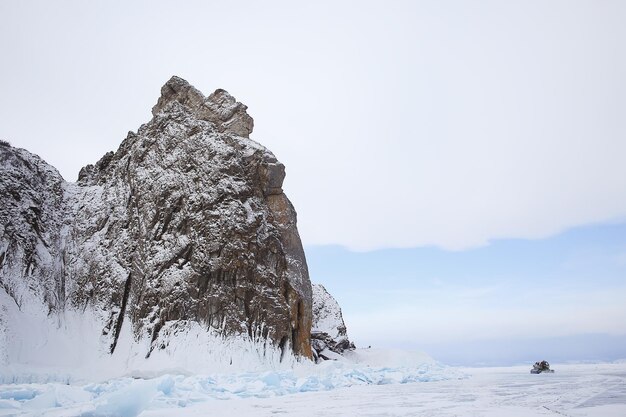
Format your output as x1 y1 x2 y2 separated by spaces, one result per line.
0 349 457 417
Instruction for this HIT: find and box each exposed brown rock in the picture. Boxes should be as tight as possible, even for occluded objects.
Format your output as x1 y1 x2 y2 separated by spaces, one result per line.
152 76 254 138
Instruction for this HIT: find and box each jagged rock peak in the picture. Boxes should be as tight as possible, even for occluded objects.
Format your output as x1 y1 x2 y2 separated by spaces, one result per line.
311 284 355 361
152 76 254 138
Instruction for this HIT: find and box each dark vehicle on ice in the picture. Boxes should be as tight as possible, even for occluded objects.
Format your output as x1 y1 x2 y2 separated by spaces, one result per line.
531 360 554 374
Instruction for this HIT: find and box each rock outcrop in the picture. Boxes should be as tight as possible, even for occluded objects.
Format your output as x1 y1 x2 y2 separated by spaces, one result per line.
311 284 355 361
0 143 67 313
0 77 312 371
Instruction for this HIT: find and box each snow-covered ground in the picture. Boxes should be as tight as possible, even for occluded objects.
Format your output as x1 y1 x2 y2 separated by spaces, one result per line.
0 356 624 416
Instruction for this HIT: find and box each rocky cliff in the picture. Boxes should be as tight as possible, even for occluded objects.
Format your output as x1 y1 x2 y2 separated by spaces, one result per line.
0 77 312 373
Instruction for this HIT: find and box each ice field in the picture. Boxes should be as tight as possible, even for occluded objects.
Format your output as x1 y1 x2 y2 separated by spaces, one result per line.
1 356 625 416
145 363 626 417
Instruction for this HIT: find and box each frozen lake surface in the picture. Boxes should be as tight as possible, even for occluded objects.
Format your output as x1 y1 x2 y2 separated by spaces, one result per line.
153 363 626 417
1 362 624 416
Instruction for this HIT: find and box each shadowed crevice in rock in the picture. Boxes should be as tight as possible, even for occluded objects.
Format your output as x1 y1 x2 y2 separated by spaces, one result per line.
109 272 132 354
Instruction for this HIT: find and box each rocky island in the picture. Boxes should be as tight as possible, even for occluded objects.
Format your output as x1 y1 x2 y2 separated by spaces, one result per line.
0 77 352 375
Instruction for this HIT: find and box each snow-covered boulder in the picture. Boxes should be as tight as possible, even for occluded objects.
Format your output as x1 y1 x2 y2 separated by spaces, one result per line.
311 284 355 361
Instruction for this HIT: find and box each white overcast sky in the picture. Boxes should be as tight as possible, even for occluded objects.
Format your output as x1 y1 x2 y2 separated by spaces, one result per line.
1 0 625 251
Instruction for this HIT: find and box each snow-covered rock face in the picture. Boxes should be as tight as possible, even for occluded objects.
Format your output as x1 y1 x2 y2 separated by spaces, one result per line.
311 284 354 360
0 144 68 314
0 77 312 373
